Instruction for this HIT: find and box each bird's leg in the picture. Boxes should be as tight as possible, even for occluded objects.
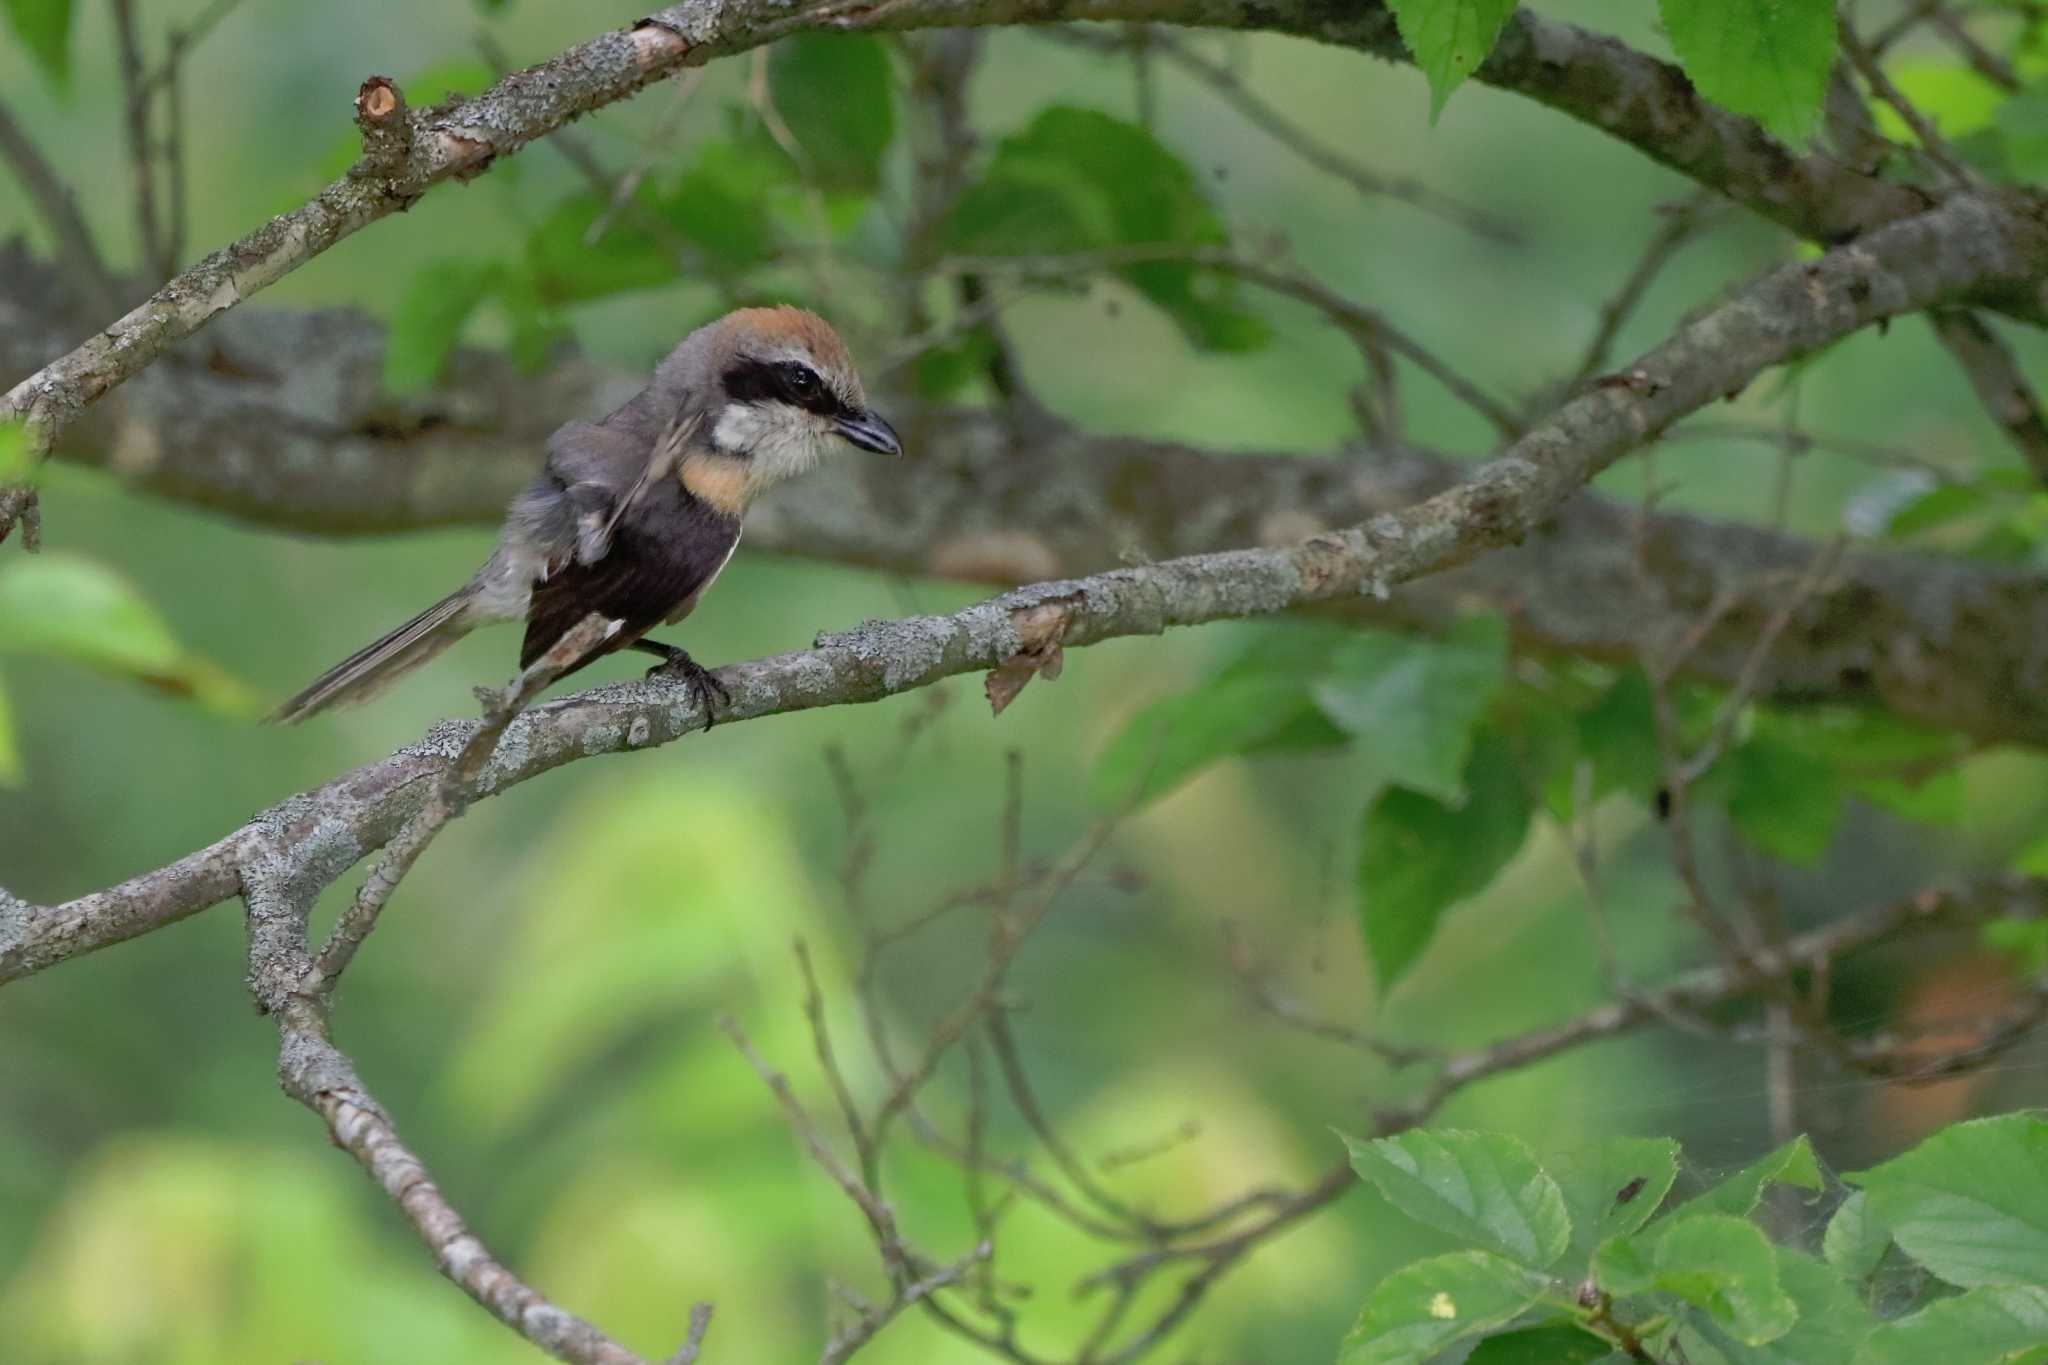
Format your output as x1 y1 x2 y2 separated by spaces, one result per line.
631 639 732 727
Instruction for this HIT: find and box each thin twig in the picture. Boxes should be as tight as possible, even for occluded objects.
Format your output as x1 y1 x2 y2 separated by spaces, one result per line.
0 94 120 314
1568 193 1716 392
1840 22 1977 187
111 0 172 280
936 243 1525 440
666 1303 715 1365
1926 309 2048 485
1040 26 1518 242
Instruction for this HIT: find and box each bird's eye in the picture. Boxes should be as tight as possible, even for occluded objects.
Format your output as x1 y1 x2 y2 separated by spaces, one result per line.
782 365 822 401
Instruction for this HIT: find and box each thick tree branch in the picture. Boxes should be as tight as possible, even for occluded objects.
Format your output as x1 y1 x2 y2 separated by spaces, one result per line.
3 193 2039 987
11 239 2048 751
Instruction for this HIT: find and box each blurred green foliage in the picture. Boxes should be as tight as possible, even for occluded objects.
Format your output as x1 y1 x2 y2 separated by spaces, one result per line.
3 0 2047 1362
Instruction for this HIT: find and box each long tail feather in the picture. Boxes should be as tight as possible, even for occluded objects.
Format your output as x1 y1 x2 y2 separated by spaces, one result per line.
269 588 477 724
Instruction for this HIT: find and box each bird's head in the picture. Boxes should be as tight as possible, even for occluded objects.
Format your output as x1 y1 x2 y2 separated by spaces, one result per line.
655 306 900 511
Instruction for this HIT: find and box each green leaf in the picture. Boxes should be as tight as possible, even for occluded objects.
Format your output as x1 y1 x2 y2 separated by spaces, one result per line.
1594 1214 1797 1346
1854 1285 2048 1365
1312 614 1508 802
1658 0 1837 144
1683 1135 1824 1220
0 553 252 711
1342 1128 1570 1268
766 33 895 192
662 139 788 271
1574 669 1663 805
1886 482 1998 541
1385 0 1516 117
943 108 1267 351
1091 632 1341 805
3 0 72 89
1996 80 2048 182
1550 1137 1680 1270
384 260 502 394
1358 731 1531 988
909 326 998 400
1823 1191 1893 1283
1718 737 1842 866
1462 1322 1613 1363
1338 1250 1551 1365
0 670 22 786
524 192 676 304
1847 1113 2048 1288
1985 917 2048 976
1730 1250 1878 1365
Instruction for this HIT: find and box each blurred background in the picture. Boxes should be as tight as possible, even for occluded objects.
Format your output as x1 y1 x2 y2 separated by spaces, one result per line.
3 1 2046 1361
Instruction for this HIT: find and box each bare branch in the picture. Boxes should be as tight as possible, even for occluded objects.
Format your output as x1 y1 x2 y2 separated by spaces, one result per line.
0 96 120 314
1927 309 2048 484
308 613 620 988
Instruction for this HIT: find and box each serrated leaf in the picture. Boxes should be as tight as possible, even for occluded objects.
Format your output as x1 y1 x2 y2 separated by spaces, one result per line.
1658 0 1837 144
943 108 1266 351
1823 1191 1892 1281
0 554 252 711
1727 1249 1878 1364
1312 614 1507 802
1551 1137 1680 1270
1595 1214 1797 1346
1339 1250 1550 1365
1854 1284 2048 1365
767 33 894 192
1342 1128 1569 1268
1717 738 1842 866
1462 1322 1613 1363
1358 731 1531 988
1385 0 1516 117
0 670 21 786
384 260 502 394
1847 1113 2048 1288
1683 1135 1824 1220
3 0 72 89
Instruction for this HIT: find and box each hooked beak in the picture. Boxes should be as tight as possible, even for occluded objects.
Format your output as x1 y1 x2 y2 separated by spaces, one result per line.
833 408 903 456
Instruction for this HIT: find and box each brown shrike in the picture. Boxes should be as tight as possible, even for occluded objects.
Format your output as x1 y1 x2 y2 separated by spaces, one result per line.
272 306 900 725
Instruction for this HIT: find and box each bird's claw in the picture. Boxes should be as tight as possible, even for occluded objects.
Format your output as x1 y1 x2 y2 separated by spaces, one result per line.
646 650 732 728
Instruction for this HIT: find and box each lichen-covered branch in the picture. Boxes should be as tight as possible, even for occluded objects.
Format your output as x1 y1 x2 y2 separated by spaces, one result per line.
12 240 2048 749
4 192 2039 988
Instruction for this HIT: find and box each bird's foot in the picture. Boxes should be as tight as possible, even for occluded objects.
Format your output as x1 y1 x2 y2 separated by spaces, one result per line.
642 645 732 728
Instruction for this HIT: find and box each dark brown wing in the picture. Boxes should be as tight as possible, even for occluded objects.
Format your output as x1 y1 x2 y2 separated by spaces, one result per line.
520 474 742 673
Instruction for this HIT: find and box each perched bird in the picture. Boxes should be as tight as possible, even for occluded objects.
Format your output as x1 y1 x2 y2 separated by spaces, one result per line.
272 306 900 725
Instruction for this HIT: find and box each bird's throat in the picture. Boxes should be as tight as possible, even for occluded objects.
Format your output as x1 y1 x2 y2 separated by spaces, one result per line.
678 451 754 517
